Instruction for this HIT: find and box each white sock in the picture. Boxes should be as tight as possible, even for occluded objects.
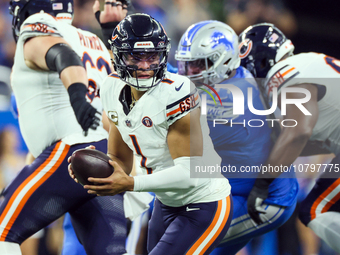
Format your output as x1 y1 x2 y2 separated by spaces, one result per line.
308 211 340 253
0 242 21 255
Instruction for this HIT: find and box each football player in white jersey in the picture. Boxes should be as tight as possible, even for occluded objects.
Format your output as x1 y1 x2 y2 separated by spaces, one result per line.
239 23 340 253
69 13 233 254
0 1 128 254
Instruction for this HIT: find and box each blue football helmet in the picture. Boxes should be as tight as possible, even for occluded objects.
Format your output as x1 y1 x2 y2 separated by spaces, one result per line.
110 13 171 91
239 23 294 78
9 0 74 41
175 20 240 86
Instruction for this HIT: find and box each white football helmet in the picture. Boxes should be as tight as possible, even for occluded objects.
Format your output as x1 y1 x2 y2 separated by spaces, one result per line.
175 20 240 86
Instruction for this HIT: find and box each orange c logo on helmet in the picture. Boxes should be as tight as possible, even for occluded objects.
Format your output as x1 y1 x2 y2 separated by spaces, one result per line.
239 39 253 59
112 34 118 41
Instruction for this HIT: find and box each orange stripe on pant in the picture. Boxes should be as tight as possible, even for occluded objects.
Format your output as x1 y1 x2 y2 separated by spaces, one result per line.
186 196 231 255
310 178 340 221
0 142 69 241
200 196 231 254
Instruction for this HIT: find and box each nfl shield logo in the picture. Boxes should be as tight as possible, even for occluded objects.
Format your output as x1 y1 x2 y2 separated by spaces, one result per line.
125 119 132 127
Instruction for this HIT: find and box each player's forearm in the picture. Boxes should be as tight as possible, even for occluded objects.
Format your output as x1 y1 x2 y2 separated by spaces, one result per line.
133 156 200 192
265 127 311 177
107 153 133 176
60 66 88 89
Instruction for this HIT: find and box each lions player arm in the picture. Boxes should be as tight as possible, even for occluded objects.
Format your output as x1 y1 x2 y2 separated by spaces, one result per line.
300 140 332 156
23 36 88 89
265 83 319 177
107 118 134 175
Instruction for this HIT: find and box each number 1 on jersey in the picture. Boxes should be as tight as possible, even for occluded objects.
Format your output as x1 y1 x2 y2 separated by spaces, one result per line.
129 135 153 174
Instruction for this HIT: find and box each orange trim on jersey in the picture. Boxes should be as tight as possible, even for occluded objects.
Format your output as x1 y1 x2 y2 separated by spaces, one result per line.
186 197 230 255
161 79 174 84
310 178 340 220
166 107 181 117
109 73 120 79
0 142 70 241
321 192 340 214
281 67 295 77
56 17 72 20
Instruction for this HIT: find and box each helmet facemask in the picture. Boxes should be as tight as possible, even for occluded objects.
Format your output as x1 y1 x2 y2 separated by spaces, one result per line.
113 49 169 91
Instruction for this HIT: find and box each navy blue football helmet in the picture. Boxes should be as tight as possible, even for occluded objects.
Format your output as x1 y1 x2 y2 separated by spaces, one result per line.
239 23 294 78
9 0 74 41
110 13 171 91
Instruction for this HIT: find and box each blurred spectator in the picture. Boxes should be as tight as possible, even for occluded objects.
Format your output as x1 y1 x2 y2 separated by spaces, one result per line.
162 0 213 65
0 1 16 67
133 0 167 27
224 0 297 36
0 126 26 190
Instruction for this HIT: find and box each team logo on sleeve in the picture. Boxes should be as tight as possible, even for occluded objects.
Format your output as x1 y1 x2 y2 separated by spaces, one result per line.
142 117 153 127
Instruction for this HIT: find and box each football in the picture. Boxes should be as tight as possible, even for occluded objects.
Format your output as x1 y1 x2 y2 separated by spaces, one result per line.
70 149 114 186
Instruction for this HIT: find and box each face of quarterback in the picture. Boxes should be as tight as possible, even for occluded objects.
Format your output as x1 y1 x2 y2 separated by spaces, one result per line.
122 52 162 79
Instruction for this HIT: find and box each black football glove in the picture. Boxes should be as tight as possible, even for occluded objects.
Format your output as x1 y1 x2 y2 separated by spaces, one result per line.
67 83 101 135
247 176 274 225
118 0 131 8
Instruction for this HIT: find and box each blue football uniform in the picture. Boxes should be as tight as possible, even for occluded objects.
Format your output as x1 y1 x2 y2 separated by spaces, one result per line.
204 66 299 254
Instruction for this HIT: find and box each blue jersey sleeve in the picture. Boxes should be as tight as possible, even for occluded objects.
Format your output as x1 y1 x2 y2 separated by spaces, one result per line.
167 63 178 74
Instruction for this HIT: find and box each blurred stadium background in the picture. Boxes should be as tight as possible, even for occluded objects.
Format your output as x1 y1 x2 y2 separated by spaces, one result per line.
0 0 339 254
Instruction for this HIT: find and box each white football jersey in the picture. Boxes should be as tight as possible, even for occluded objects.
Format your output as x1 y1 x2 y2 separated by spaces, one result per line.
12 13 110 157
264 52 340 154
101 72 230 207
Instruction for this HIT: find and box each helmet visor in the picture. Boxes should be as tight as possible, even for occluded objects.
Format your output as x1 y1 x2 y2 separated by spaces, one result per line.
178 58 215 75
122 52 163 71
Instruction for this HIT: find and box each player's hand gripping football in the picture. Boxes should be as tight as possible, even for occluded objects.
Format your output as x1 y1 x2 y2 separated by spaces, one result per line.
247 176 274 225
67 145 96 183
84 160 134 196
